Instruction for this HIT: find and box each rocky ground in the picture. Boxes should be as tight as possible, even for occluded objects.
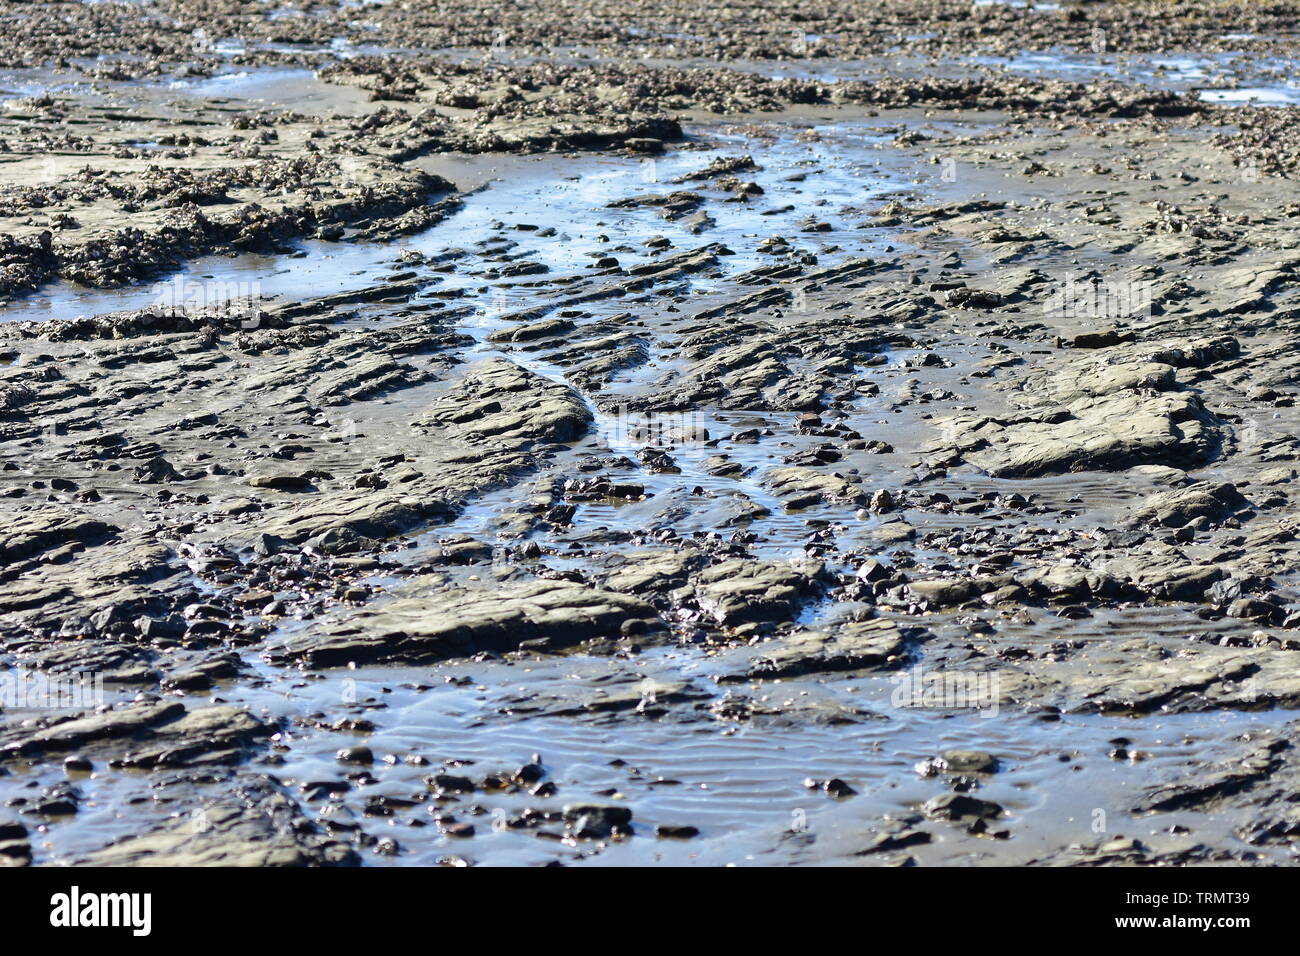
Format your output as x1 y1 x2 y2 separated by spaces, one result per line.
2 0 1300 867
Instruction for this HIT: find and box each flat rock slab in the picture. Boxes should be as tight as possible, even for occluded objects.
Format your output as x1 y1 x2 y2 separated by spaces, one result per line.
0 702 273 769
939 357 1222 478
1128 480 1248 528
79 778 358 867
271 578 659 667
692 558 826 626
994 638 1300 715
597 548 709 595
714 619 910 682
953 389 1219 478
763 466 864 506
423 356 591 448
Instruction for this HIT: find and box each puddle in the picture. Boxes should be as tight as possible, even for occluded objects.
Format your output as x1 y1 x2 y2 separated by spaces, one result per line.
158 65 376 111
973 0 1061 9
977 49 1300 106
1199 86 1300 106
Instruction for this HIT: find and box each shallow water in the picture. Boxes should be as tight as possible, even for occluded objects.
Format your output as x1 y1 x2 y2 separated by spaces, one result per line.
13 645 1292 866
3 118 910 325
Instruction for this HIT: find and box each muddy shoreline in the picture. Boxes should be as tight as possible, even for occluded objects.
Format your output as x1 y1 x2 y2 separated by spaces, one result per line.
2 1 1300 868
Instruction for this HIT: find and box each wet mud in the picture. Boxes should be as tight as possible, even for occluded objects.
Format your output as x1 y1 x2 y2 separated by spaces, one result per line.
3 1 1300 867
